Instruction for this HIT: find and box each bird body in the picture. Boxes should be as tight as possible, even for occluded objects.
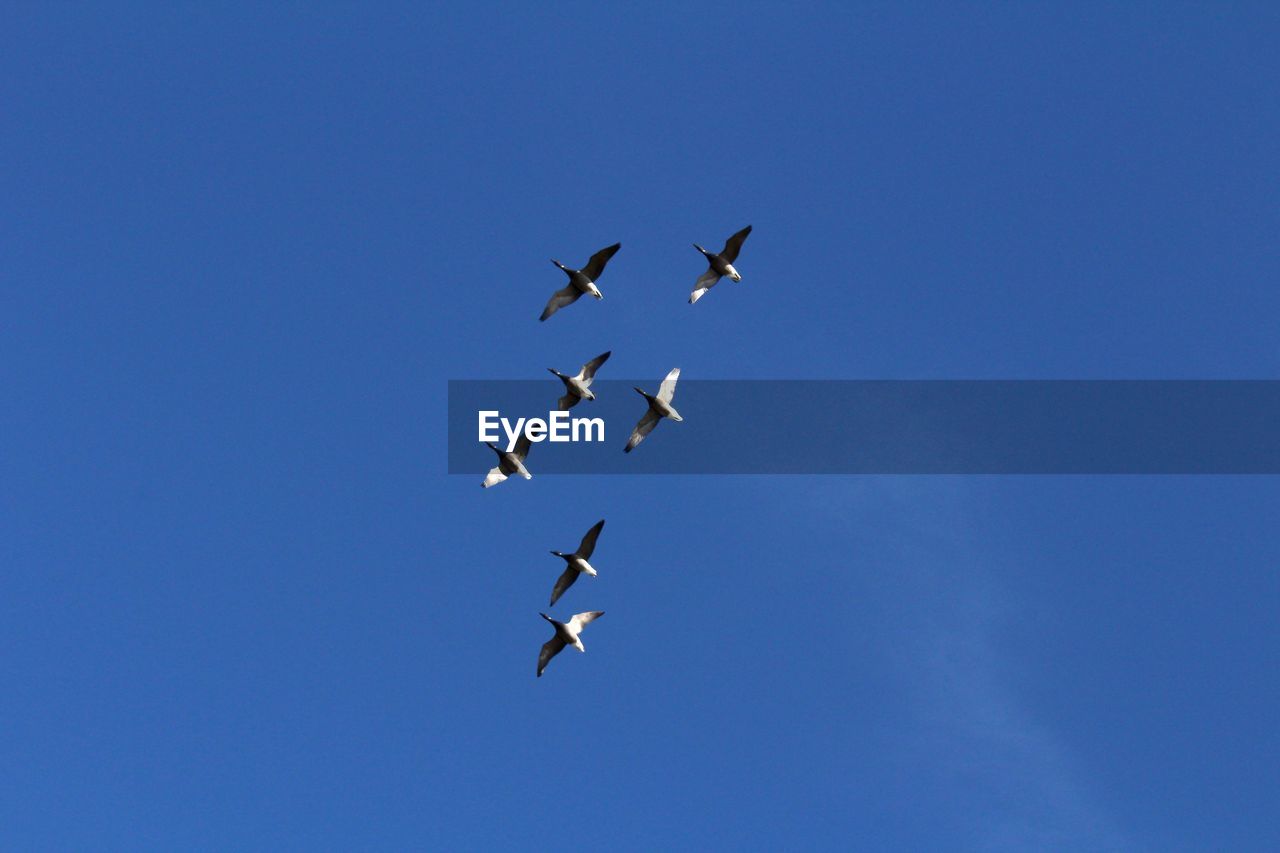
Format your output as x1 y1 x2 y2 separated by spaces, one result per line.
689 225 752 304
481 435 533 488
634 387 683 421
553 553 598 577
540 243 621 321
694 244 743 282
537 610 604 676
550 371 596 401
548 519 605 605
624 368 682 452
549 351 611 410
553 260 604 298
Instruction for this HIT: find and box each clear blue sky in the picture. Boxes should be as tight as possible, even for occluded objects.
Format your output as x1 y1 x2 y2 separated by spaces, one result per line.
3 3 1279 849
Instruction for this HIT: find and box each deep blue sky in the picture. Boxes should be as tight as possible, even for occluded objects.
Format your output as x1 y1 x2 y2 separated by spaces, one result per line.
4 3 1279 849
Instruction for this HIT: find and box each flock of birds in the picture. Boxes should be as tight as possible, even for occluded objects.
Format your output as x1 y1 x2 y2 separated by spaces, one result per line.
537 224 753 320
483 225 751 489
483 225 755 677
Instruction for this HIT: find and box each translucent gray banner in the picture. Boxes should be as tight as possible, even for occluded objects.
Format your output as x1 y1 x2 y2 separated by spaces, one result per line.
448 380 1280 474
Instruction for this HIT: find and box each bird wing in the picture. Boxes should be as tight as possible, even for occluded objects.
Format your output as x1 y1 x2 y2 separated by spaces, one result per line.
549 566 580 607
657 367 681 404
512 433 532 461
482 465 508 488
569 611 604 632
557 392 579 411
576 519 605 559
540 284 583 321
720 225 752 263
689 268 721 304
624 408 660 453
576 350 611 384
581 242 621 281
537 635 567 677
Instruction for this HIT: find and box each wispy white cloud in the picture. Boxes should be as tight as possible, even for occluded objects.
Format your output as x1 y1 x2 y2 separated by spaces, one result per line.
805 478 1133 851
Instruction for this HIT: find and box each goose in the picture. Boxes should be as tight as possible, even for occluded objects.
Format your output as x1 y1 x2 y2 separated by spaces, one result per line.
548 519 605 606
540 242 622 321
689 225 752 304
537 610 605 677
549 351 611 411
481 434 533 488
624 367 682 453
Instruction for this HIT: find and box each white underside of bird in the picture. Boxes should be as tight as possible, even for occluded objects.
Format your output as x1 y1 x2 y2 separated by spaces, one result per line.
689 268 721 304
690 261 743 303
482 463 531 488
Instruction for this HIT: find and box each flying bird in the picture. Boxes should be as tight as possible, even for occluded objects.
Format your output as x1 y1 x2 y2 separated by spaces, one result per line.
549 351 611 411
548 519 605 606
624 368 682 453
689 225 752 304
481 434 533 488
537 610 605 677
540 242 622 321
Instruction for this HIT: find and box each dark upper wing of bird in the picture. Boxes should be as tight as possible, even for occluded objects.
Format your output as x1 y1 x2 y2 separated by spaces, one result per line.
576 519 605 559
577 350 611 382
549 566 579 607
537 635 566 677
540 284 582 321
720 225 752 263
624 408 660 453
581 242 621 280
